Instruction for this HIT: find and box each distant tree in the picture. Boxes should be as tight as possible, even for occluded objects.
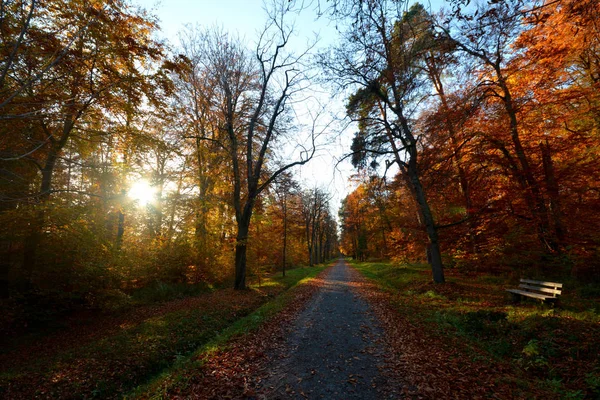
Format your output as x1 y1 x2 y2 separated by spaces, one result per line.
339 188 367 261
273 172 299 276
301 187 332 266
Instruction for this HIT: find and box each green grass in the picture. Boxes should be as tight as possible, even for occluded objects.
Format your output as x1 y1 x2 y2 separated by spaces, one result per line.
128 264 326 398
349 259 429 291
215 267 326 340
0 265 327 399
350 260 600 397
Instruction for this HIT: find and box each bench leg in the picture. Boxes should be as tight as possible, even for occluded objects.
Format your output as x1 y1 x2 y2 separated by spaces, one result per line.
546 298 558 308
510 292 521 304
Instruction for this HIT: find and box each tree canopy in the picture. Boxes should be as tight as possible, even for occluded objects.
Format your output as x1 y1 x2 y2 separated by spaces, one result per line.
1 0 600 329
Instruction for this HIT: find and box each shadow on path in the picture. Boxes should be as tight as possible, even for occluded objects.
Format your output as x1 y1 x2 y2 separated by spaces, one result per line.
262 259 392 399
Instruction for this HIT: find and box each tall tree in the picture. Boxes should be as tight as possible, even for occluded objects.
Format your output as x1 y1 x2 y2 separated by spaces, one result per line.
321 0 446 282
273 172 299 276
185 2 319 290
441 0 558 252
174 26 230 271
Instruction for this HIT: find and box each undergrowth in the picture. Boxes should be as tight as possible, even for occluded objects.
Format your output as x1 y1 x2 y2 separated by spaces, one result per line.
128 265 326 398
0 265 327 399
351 260 600 398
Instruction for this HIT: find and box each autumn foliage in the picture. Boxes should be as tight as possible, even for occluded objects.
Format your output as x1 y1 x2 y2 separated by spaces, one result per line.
338 0 600 280
0 0 337 331
1 0 600 396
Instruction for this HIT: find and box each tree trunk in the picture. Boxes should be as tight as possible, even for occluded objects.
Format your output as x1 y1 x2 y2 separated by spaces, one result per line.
194 137 210 262
282 194 287 277
166 188 181 245
319 231 324 264
314 224 320 265
306 219 313 267
540 140 565 243
407 158 445 284
234 204 253 290
234 223 249 290
386 112 445 283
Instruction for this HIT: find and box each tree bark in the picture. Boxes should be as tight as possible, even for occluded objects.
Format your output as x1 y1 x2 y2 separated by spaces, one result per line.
407 158 445 283
234 202 253 290
282 193 287 277
305 205 314 266
234 222 249 290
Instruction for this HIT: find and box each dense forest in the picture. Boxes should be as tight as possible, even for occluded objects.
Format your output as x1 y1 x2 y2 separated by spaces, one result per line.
2 0 600 398
335 0 600 284
1 0 599 327
0 0 338 329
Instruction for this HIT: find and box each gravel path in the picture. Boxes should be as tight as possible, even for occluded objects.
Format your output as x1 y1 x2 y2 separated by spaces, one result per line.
261 259 392 399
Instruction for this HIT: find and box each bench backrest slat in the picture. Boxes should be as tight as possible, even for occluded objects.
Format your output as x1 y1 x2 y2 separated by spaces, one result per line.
518 284 562 296
520 279 563 289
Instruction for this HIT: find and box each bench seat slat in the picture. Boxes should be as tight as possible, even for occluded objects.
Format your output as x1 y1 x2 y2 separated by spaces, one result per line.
518 284 561 296
506 289 555 300
520 279 563 288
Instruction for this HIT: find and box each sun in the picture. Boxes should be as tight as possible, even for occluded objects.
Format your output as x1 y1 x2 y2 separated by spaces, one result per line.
129 180 155 206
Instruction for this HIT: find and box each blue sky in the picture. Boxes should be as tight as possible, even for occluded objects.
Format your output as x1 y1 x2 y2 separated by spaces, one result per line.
136 0 339 48
134 0 353 202
132 0 447 210
136 0 446 46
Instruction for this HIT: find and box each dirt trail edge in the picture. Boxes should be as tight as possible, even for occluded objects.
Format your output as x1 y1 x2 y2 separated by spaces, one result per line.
260 259 399 399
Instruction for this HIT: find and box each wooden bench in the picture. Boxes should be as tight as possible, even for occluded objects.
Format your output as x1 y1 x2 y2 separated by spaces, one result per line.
506 279 563 304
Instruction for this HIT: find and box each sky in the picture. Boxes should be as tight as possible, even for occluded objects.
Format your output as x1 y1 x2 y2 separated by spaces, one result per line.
133 0 445 213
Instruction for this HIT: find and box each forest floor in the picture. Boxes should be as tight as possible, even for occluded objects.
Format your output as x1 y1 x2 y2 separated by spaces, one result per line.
135 259 600 399
131 258 400 399
350 260 600 399
0 266 327 399
3 260 599 399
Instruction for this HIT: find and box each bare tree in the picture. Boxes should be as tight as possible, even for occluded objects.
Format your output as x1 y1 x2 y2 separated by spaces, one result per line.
187 1 322 289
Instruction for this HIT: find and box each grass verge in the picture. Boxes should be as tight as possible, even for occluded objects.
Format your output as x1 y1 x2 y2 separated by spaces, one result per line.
350 260 600 399
1 265 326 399
128 264 328 398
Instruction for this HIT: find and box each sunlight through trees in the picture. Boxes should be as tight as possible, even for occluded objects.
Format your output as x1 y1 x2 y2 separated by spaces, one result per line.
1 0 599 338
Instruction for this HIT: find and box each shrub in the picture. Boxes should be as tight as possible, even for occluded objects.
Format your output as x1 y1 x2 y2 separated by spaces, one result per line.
87 289 132 311
131 281 209 304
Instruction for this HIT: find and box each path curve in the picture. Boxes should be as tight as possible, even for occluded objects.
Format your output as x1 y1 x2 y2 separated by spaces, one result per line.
261 259 395 399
